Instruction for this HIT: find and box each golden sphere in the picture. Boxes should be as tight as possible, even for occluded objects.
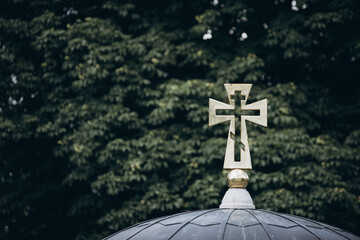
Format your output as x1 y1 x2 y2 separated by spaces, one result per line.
227 169 249 188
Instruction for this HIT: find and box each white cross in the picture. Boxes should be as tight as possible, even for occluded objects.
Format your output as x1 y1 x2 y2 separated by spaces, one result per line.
209 84 267 169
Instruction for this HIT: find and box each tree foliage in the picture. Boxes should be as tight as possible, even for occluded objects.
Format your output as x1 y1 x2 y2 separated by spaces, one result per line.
0 0 359 239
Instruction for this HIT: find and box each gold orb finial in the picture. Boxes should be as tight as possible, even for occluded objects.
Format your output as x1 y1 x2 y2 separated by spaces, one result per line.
227 169 249 188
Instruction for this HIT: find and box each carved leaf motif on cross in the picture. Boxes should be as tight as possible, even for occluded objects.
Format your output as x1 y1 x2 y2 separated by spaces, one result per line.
209 84 267 169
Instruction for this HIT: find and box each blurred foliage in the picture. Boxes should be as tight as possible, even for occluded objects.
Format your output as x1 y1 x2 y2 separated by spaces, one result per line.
1 0 360 239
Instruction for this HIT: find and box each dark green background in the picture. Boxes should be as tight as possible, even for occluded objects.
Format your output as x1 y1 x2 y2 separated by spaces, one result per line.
1 0 359 239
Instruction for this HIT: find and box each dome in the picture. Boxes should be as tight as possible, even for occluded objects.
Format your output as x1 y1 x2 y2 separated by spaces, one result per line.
103 89 360 240
104 208 360 240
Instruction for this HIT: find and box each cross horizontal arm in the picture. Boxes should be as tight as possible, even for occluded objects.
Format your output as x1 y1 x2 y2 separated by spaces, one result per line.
241 99 267 127
209 98 234 127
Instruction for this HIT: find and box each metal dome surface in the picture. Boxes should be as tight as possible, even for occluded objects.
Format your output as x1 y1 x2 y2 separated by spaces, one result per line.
104 209 360 240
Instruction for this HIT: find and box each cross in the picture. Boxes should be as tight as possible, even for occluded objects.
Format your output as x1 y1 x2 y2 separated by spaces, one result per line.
209 84 267 169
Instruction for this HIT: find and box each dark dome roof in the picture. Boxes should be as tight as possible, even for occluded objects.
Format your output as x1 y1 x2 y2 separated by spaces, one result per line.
104 209 360 240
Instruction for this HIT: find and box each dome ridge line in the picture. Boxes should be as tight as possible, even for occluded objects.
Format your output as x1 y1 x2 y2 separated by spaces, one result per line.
110 210 199 240
261 209 355 240
244 209 274 240
216 209 236 240
127 211 193 240
168 209 217 240
258 209 323 240
254 209 299 239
